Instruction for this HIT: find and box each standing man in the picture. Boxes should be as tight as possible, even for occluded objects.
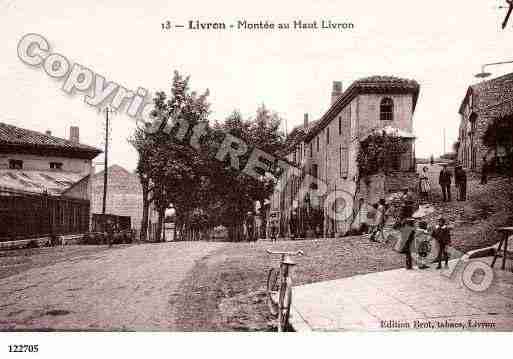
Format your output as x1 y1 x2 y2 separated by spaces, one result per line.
454 165 467 201
400 188 417 225
432 217 451 269
269 212 279 243
481 157 489 185
439 164 452 202
105 217 115 248
402 218 416 270
289 209 298 239
245 211 255 241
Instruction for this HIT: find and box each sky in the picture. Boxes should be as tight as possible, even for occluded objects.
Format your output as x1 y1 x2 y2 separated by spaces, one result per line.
1 0 513 172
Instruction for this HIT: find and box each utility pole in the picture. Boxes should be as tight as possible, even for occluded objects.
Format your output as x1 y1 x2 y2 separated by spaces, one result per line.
443 128 446 155
102 107 114 215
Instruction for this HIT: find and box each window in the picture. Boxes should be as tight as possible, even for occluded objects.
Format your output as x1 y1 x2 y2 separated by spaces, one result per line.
338 116 342 135
326 127 330 145
8 159 23 169
310 142 313 157
316 136 319 152
391 153 401 171
380 97 394 121
50 162 63 170
311 164 318 179
340 146 348 178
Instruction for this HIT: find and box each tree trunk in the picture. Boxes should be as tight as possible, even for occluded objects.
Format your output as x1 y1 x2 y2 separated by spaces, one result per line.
140 197 149 242
155 207 165 242
139 180 151 242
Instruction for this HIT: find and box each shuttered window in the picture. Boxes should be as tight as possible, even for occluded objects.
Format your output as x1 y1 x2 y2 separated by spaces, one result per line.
340 146 348 178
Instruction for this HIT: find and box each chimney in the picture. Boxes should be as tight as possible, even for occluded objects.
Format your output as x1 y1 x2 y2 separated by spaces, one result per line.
69 126 79 143
45 130 52 136
331 81 343 104
303 113 309 128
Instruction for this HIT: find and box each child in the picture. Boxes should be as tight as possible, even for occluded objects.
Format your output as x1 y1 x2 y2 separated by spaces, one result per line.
416 221 430 270
368 203 378 241
432 216 451 269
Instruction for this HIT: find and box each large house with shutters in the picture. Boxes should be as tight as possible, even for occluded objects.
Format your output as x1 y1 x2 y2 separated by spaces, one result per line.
267 76 420 238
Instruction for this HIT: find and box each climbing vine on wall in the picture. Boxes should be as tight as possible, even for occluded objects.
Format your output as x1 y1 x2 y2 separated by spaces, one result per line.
356 132 410 178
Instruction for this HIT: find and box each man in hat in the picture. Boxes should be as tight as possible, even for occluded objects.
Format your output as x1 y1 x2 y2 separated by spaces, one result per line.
402 218 416 269
481 157 489 185
400 188 417 226
432 216 451 269
454 165 467 201
245 211 255 241
439 164 452 202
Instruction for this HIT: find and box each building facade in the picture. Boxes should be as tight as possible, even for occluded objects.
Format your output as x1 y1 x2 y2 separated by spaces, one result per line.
0 122 101 240
0 122 100 195
457 72 513 172
64 164 144 231
268 76 420 238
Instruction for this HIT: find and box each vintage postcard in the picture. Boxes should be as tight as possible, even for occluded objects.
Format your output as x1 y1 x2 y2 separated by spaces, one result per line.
1 0 512 355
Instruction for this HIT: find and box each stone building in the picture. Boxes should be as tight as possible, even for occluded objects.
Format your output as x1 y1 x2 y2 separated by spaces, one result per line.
0 122 101 195
456 72 513 172
64 164 144 231
267 76 420 237
0 122 101 240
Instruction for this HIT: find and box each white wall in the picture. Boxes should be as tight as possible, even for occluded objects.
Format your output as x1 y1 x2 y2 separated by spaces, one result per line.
0 153 92 175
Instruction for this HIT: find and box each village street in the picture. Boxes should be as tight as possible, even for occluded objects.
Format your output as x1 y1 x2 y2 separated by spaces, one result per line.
0 242 224 331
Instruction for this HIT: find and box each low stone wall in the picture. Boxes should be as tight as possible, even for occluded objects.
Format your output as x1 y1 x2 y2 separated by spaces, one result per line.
359 171 419 205
385 171 419 193
0 234 85 250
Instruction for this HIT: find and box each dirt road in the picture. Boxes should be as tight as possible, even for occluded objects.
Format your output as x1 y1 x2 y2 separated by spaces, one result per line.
0 242 223 331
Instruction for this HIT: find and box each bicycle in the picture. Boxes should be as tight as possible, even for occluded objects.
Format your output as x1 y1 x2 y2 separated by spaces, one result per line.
266 249 304 332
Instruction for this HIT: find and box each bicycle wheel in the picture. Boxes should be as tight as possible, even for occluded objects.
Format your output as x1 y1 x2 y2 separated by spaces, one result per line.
278 279 293 332
266 268 279 317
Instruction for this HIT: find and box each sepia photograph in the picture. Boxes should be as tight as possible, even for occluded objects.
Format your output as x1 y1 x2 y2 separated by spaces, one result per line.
0 0 512 357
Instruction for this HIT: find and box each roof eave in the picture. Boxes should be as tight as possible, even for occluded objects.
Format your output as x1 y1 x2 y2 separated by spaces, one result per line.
0 142 102 160
305 83 420 142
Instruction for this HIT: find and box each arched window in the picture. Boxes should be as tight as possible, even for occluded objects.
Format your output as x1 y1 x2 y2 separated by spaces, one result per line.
380 98 394 121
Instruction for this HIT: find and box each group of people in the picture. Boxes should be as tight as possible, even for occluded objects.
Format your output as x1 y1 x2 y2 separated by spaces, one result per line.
365 187 417 241
401 216 452 270
419 164 467 202
438 163 468 201
437 157 491 202
363 187 452 270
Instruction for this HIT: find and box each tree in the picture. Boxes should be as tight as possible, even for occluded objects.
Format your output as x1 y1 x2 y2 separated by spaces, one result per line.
482 115 513 174
356 132 410 178
130 71 211 241
208 106 286 241
131 73 287 242
130 126 154 241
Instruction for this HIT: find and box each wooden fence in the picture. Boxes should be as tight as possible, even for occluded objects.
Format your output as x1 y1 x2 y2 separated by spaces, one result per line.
0 187 90 242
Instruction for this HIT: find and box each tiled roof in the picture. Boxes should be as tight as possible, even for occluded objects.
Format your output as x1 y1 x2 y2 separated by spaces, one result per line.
92 164 133 179
279 119 319 156
459 72 513 114
0 169 86 195
360 125 416 141
354 75 419 89
0 122 102 158
305 75 420 142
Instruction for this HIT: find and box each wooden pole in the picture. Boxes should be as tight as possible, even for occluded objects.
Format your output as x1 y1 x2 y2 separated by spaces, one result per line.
102 108 111 215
